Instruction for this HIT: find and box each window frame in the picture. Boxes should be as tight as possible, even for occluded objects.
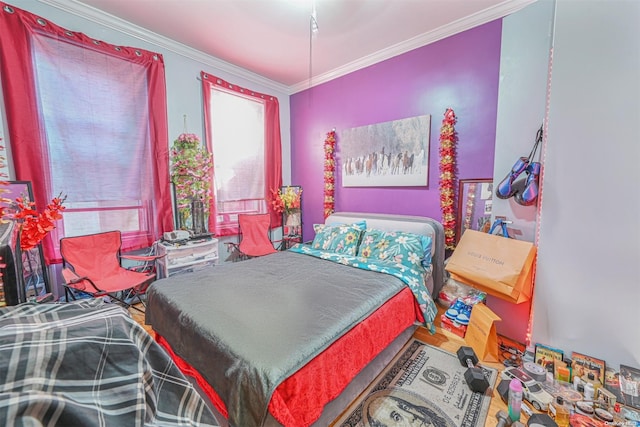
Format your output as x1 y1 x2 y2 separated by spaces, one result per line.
201 72 282 236
0 4 173 262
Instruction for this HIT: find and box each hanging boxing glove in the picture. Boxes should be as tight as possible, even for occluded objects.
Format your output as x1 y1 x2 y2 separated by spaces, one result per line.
495 157 529 199
515 161 541 206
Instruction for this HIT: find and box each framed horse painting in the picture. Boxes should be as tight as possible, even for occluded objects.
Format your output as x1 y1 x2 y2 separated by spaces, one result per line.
341 115 430 187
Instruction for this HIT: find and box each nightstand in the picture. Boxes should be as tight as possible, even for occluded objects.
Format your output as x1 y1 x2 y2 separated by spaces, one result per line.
156 238 219 278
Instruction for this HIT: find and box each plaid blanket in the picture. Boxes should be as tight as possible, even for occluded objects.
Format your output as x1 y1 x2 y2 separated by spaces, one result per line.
0 300 219 427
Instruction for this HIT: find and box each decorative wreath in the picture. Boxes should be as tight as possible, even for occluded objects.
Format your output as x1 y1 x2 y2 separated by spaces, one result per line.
323 130 336 219
438 108 458 250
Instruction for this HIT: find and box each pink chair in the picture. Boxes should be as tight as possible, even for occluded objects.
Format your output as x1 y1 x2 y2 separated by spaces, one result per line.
60 231 163 312
226 213 277 261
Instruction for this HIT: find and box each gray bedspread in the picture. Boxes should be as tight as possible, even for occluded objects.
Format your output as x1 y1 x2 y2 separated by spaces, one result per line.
145 250 408 427
0 300 219 427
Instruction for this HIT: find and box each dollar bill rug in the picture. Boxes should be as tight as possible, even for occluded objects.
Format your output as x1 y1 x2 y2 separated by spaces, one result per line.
332 338 498 427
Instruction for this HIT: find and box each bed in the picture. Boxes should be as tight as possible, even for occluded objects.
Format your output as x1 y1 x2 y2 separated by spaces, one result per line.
0 299 219 426
145 212 445 427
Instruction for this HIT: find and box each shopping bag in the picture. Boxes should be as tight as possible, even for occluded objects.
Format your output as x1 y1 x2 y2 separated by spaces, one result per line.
465 303 501 363
445 230 536 303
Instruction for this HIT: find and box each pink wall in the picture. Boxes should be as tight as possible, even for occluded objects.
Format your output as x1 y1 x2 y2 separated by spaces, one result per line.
291 20 503 240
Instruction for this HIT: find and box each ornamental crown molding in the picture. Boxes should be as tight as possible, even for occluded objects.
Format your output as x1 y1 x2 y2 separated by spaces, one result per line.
38 0 536 95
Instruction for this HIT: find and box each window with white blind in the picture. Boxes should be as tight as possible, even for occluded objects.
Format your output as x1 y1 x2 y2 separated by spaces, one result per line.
35 35 155 248
201 72 282 236
0 4 172 262
210 86 266 221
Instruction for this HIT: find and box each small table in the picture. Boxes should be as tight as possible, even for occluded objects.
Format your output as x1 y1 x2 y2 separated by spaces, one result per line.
156 238 219 278
279 234 302 250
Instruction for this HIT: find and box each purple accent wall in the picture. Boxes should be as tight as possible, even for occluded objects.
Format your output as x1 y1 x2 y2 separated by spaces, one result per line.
291 20 502 241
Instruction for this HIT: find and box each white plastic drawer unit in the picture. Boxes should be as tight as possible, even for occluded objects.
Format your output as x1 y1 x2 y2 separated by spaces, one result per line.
156 238 219 278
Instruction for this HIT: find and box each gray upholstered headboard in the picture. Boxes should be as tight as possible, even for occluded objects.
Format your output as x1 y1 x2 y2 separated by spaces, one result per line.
324 212 445 300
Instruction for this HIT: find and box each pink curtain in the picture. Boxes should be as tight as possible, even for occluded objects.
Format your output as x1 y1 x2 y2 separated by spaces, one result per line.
201 72 282 235
0 2 173 263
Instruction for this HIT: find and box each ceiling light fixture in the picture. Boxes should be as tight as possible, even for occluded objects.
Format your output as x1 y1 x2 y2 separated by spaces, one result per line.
311 1 319 35
308 0 319 88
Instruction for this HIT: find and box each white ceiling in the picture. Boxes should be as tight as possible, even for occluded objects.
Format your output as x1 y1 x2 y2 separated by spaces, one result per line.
47 0 535 93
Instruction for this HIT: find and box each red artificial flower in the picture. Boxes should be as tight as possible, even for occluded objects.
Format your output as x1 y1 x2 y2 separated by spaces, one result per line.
12 194 66 251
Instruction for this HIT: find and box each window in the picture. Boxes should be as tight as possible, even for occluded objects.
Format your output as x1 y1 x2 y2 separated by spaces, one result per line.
210 87 266 232
201 73 282 236
0 5 172 262
36 35 152 245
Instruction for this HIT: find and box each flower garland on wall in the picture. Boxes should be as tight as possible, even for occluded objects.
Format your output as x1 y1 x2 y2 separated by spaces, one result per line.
323 130 336 219
438 108 458 250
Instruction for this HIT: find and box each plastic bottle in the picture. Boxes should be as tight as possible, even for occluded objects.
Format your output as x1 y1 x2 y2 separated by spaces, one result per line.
508 378 523 422
573 375 584 391
549 396 570 427
584 382 595 401
582 372 602 397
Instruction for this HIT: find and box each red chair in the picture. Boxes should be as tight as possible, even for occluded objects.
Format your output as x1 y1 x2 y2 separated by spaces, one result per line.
226 213 277 261
60 231 163 312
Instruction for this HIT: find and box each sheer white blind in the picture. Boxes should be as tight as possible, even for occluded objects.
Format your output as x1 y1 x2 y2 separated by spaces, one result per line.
33 34 153 238
210 87 266 214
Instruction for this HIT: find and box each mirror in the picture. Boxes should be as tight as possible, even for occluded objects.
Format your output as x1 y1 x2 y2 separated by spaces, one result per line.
0 180 51 305
457 179 493 243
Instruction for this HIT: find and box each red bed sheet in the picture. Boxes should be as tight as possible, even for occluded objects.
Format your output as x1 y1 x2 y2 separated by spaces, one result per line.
155 286 422 427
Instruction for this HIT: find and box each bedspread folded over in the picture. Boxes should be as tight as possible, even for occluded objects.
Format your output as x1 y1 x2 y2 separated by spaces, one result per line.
0 300 218 427
289 244 438 332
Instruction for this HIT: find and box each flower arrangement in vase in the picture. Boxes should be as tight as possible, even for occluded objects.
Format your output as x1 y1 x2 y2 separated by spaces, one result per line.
6 194 66 251
0 137 66 302
0 138 66 251
170 133 213 231
270 186 302 236
270 186 302 215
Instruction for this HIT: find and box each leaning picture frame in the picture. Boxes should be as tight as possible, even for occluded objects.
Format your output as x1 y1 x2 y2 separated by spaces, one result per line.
0 180 51 305
456 178 493 243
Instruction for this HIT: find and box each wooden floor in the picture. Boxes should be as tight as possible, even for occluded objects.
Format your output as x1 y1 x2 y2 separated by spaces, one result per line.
128 303 152 334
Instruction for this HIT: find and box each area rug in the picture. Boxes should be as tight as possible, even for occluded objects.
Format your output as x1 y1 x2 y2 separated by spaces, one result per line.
332 338 498 427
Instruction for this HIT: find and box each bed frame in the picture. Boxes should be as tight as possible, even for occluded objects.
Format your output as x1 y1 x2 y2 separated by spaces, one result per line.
151 212 445 427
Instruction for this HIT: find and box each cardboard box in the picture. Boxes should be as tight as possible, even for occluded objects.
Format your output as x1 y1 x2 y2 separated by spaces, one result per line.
440 313 467 338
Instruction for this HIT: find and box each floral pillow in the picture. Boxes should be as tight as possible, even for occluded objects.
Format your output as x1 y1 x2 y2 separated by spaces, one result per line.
328 219 367 231
357 229 433 270
311 223 364 256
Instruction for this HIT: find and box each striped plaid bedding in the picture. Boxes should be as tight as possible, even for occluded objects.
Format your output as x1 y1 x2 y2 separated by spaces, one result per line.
0 300 219 427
